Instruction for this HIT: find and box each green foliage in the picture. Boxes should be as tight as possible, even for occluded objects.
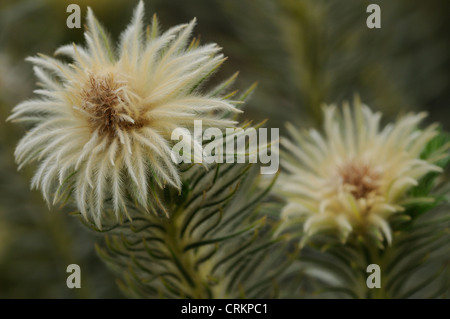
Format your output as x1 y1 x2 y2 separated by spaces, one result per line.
404 131 450 221
89 162 288 298
281 209 449 299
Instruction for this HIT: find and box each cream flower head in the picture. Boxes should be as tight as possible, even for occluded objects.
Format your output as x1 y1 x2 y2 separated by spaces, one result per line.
8 1 241 226
277 97 448 245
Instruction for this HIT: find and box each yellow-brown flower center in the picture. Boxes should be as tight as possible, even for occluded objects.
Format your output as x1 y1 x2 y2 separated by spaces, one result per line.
80 73 142 136
338 161 381 199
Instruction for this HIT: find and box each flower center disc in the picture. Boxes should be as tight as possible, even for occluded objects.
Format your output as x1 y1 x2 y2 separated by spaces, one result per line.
338 161 381 199
80 73 139 136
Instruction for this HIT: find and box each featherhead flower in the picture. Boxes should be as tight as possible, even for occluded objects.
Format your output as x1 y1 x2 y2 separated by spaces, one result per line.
8 1 241 226
277 97 448 245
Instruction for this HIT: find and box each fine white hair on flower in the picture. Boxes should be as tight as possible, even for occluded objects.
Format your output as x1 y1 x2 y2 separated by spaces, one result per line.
8 1 242 227
276 96 448 246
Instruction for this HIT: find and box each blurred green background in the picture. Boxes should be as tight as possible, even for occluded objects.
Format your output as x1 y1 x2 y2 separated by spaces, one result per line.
0 0 449 298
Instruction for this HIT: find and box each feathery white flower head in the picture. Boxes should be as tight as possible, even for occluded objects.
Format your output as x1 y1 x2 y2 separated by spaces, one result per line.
277 97 447 245
8 1 241 226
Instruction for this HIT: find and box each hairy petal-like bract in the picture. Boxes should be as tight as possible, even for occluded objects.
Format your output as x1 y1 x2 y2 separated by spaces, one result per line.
276 96 448 245
8 1 242 227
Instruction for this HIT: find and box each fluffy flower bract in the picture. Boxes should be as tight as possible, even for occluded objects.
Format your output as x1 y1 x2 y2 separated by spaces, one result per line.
277 97 447 244
8 1 241 226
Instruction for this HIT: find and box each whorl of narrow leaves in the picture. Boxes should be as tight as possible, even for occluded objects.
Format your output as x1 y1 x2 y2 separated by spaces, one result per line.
280 208 450 299
91 163 287 298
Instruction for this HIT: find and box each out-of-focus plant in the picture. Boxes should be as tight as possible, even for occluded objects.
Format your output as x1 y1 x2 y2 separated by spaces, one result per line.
277 0 450 127
275 98 450 298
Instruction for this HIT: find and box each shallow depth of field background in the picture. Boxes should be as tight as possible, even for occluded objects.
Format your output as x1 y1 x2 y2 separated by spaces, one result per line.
0 0 449 298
